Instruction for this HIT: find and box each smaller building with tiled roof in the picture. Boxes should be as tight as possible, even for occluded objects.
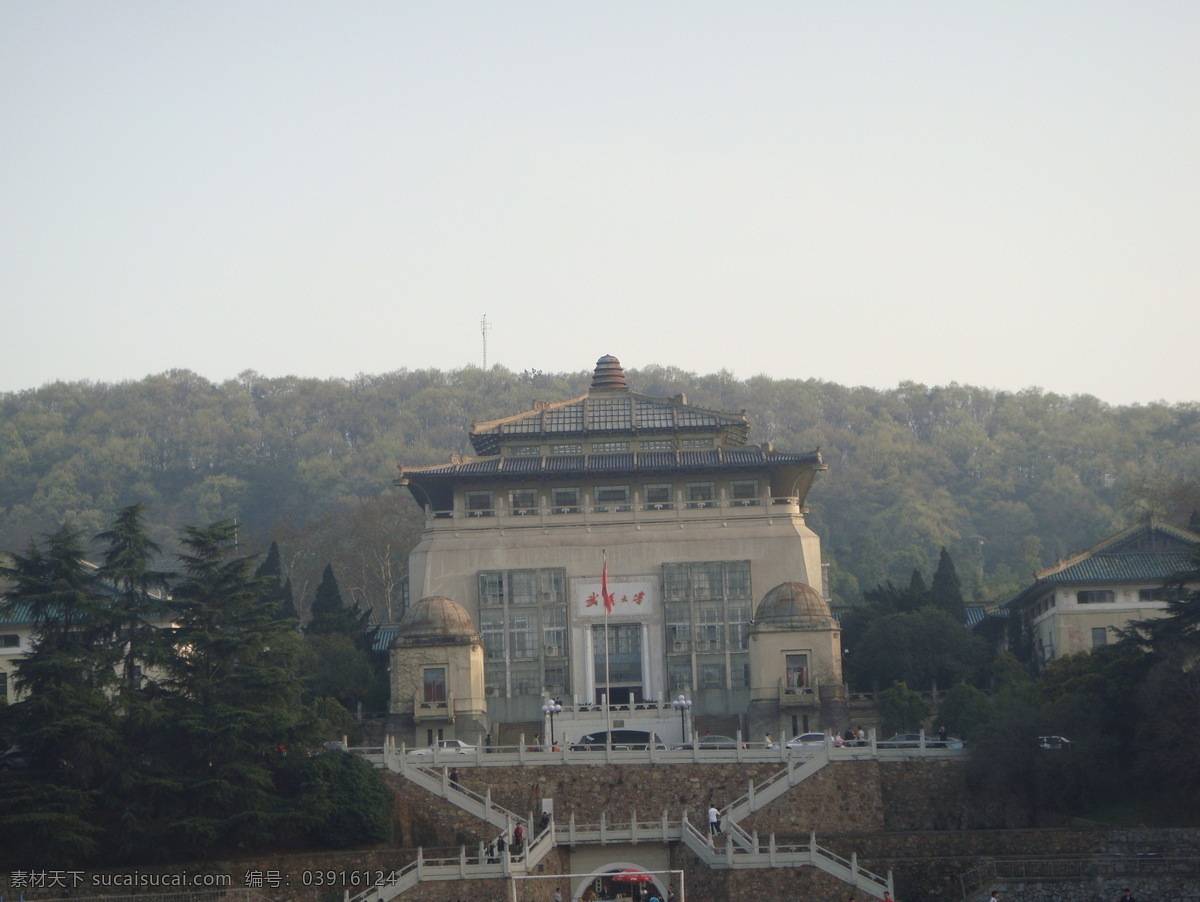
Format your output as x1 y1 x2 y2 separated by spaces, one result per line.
1003 517 1200 667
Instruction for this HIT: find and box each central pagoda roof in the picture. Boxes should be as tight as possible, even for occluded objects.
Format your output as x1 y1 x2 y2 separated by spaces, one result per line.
468 355 750 456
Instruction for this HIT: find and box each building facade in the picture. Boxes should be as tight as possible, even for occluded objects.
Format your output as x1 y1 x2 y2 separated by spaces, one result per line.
391 356 844 745
1004 517 1200 668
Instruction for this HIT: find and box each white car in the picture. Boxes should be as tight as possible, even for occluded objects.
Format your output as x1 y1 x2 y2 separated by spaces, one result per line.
407 739 477 758
785 732 829 750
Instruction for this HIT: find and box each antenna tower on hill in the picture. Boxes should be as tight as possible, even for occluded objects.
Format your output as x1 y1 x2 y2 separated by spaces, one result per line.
481 314 492 369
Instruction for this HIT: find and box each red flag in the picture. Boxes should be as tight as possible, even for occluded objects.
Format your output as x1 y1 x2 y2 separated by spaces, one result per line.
602 553 614 613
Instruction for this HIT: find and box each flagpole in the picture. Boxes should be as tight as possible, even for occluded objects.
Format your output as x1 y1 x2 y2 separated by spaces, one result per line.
603 549 611 709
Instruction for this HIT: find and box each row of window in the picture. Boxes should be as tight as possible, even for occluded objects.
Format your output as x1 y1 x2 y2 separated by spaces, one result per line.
482 651 756 699
509 438 715 456
465 480 761 515
1078 588 1184 605
1034 587 1184 613
479 563 753 698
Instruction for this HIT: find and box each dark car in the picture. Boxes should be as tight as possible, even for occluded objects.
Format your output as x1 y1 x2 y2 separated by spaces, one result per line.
569 730 665 751
877 733 924 749
672 734 742 751
878 733 962 749
0 748 29 771
1037 735 1071 750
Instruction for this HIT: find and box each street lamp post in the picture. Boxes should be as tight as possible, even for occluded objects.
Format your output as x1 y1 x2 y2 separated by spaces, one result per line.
671 694 692 743
541 699 563 746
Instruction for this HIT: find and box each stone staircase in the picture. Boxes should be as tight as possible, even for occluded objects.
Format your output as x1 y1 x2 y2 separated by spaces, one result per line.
347 740 892 902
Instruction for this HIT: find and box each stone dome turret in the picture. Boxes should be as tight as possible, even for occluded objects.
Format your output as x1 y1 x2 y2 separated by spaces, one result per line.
393 595 479 647
753 582 833 629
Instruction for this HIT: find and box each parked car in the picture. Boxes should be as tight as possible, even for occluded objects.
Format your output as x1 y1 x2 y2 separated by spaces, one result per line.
569 730 665 751
877 733 925 749
672 734 743 751
878 733 963 749
406 739 476 758
0 747 29 771
785 732 829 750
1037 735 1071 750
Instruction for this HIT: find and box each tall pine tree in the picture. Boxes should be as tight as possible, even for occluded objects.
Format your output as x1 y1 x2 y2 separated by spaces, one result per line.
158 521 311 856
929 547 967 623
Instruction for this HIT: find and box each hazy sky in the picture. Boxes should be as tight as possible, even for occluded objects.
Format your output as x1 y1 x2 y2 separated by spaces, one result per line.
3 2 1197 405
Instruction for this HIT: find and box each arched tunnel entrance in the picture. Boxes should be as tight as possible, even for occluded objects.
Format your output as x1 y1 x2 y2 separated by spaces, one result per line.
570 863 672 902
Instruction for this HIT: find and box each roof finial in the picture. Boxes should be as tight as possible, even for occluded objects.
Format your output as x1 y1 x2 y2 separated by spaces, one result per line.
590 355 628 392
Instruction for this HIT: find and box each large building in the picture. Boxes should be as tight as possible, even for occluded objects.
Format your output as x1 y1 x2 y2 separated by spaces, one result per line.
391 355 846 746
1004 517 1200 668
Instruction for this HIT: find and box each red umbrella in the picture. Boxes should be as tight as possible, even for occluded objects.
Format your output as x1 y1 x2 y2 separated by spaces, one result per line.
610 870 654 883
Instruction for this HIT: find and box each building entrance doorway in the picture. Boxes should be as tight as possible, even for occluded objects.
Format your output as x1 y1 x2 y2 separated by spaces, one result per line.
592 623 643 705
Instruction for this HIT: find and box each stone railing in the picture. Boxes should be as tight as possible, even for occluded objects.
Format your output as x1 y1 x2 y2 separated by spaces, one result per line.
421 495 806 530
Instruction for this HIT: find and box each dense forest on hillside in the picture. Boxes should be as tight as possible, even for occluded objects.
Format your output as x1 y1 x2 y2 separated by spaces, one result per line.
2 364 1199 619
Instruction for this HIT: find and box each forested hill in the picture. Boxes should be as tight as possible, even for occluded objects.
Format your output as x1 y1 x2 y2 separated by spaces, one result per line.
2 365 1199 619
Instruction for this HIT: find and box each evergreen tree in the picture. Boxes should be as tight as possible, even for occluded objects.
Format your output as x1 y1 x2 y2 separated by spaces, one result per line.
0 526 118 863
929 547 967 623
306 564 369 638
95 503 169 700
255 540 298 624
158 521 312 856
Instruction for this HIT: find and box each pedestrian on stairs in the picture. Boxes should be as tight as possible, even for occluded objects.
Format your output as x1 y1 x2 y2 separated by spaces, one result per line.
707 804 721 836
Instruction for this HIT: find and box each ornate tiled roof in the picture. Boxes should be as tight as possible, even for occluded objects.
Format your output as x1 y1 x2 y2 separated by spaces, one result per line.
468 356 751 456
1039 552 1195 585
0 601 35 625
399 446 822 481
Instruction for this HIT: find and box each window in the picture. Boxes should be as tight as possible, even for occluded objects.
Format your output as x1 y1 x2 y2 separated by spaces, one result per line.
0 635 18 649
552 487 580 513
786 653 809 688
481 609 506 660
465 491 494 517
1091 627 1108 648
661 560 752 661
543 605 567 656
478 568 569 697
543 660 568 697
640 440 673 451
666 602 691 651
730 655 750 689
509 489 538 515
698 662 725 689
667 658 692 694
692 563 724 599
686 482 715 508
510 662 541 697
508 615 537 659
479 572 505 606
0 670 7 701
510 445 541 456
1140 587 1183 602
551 443 582 455
509 571 539 605
695 602 724 651
725 566 751 599
726 601 750 649
1077 590 1115 605
643 484 672 510
682 438 713 449
423 667 447 702
730 480 759 505
591 441 629 453
594 485 630 511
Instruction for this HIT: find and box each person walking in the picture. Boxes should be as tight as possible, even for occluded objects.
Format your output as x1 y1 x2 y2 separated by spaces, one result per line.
707 804 721 836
